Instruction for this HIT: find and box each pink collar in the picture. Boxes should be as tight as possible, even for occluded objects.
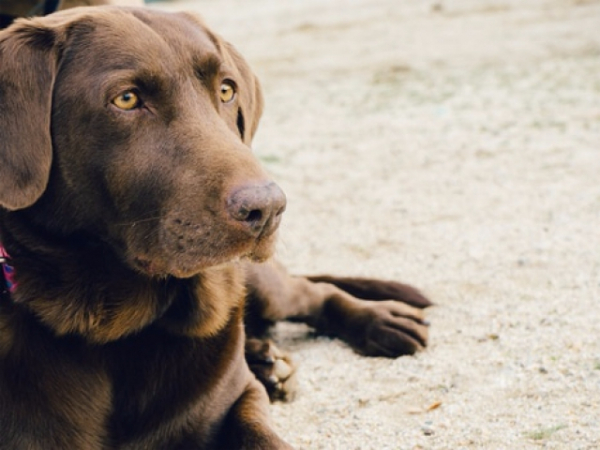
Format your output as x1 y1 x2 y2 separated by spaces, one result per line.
0 245 17 294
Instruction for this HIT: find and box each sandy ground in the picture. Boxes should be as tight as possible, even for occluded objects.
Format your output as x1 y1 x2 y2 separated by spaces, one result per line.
151 1 600 448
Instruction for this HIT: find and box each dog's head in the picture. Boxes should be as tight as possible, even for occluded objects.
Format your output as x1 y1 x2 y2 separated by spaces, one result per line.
0 7 285 278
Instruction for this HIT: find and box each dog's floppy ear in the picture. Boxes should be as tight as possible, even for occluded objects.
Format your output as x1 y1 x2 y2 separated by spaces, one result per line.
0 19 62 210
221 41 264 144
180 12 264 145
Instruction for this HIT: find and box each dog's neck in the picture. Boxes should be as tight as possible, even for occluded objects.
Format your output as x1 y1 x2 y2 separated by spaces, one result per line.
0 211 246 344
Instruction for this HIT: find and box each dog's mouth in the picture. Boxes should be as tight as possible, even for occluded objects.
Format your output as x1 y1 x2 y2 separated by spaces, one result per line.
132 256 169 277
130 230 278 279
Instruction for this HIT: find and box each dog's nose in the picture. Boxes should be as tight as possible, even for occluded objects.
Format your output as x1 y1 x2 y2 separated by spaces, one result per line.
226 182 286 236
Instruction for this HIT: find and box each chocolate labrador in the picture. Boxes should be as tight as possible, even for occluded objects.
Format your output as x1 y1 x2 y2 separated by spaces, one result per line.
0 6 430 449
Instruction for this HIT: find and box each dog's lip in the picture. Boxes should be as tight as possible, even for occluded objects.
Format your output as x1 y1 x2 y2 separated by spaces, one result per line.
132 256 165 277
130 229 277 278
132 256 199 279
131 249 249 279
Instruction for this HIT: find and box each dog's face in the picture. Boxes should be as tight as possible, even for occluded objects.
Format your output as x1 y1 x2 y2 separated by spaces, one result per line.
0 7 285 278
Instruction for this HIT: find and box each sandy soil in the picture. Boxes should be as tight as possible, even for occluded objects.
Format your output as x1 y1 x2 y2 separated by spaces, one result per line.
151 1 600 448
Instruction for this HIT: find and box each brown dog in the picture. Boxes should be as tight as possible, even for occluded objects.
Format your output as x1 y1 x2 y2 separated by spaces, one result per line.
0 6 430 449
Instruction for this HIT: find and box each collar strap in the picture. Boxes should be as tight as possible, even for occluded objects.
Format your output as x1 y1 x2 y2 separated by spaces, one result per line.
0 245 17 295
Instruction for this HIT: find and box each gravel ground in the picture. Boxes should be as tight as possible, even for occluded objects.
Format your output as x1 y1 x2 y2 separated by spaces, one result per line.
152 1 600 448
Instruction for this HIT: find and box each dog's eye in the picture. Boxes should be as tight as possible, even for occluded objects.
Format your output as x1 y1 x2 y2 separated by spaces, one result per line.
219 81 236 103
112 91 141 110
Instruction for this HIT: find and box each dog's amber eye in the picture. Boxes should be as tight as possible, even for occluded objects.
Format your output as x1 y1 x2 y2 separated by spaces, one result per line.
219 82 236 103
112 91 140 110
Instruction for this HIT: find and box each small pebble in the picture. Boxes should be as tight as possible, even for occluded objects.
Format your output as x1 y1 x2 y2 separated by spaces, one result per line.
422 421 435 436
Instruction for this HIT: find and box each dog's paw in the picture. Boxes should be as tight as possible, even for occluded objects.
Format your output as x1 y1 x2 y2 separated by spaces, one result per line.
356 300 429 357
245 338 297 402
323 298 429 357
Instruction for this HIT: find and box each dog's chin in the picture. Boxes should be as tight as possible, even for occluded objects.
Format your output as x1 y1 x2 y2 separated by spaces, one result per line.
130 234 277 279
243 237 276 263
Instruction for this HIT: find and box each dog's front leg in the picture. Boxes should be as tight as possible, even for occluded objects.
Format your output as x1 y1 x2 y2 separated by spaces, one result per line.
218 379 293 449
244 260 430 357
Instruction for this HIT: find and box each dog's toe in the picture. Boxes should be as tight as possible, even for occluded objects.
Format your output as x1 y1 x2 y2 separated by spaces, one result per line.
245 338 298 402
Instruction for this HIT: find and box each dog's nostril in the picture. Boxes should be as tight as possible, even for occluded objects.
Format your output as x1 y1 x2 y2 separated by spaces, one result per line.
275 204 285 217
245 209 263 224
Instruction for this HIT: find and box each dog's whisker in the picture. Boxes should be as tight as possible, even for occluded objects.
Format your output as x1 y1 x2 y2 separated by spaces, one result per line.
115 216 162 227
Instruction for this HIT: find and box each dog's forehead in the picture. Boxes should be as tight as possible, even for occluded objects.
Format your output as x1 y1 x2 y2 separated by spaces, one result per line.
67 8 220 72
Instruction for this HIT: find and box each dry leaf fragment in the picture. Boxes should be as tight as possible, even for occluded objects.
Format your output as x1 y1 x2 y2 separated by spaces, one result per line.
426 401 442 411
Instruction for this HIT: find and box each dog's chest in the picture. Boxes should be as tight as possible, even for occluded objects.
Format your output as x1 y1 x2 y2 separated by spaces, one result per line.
104 324 246 446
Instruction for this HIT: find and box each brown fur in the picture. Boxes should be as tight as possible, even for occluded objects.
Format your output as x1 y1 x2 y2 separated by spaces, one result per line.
0 4 430 449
